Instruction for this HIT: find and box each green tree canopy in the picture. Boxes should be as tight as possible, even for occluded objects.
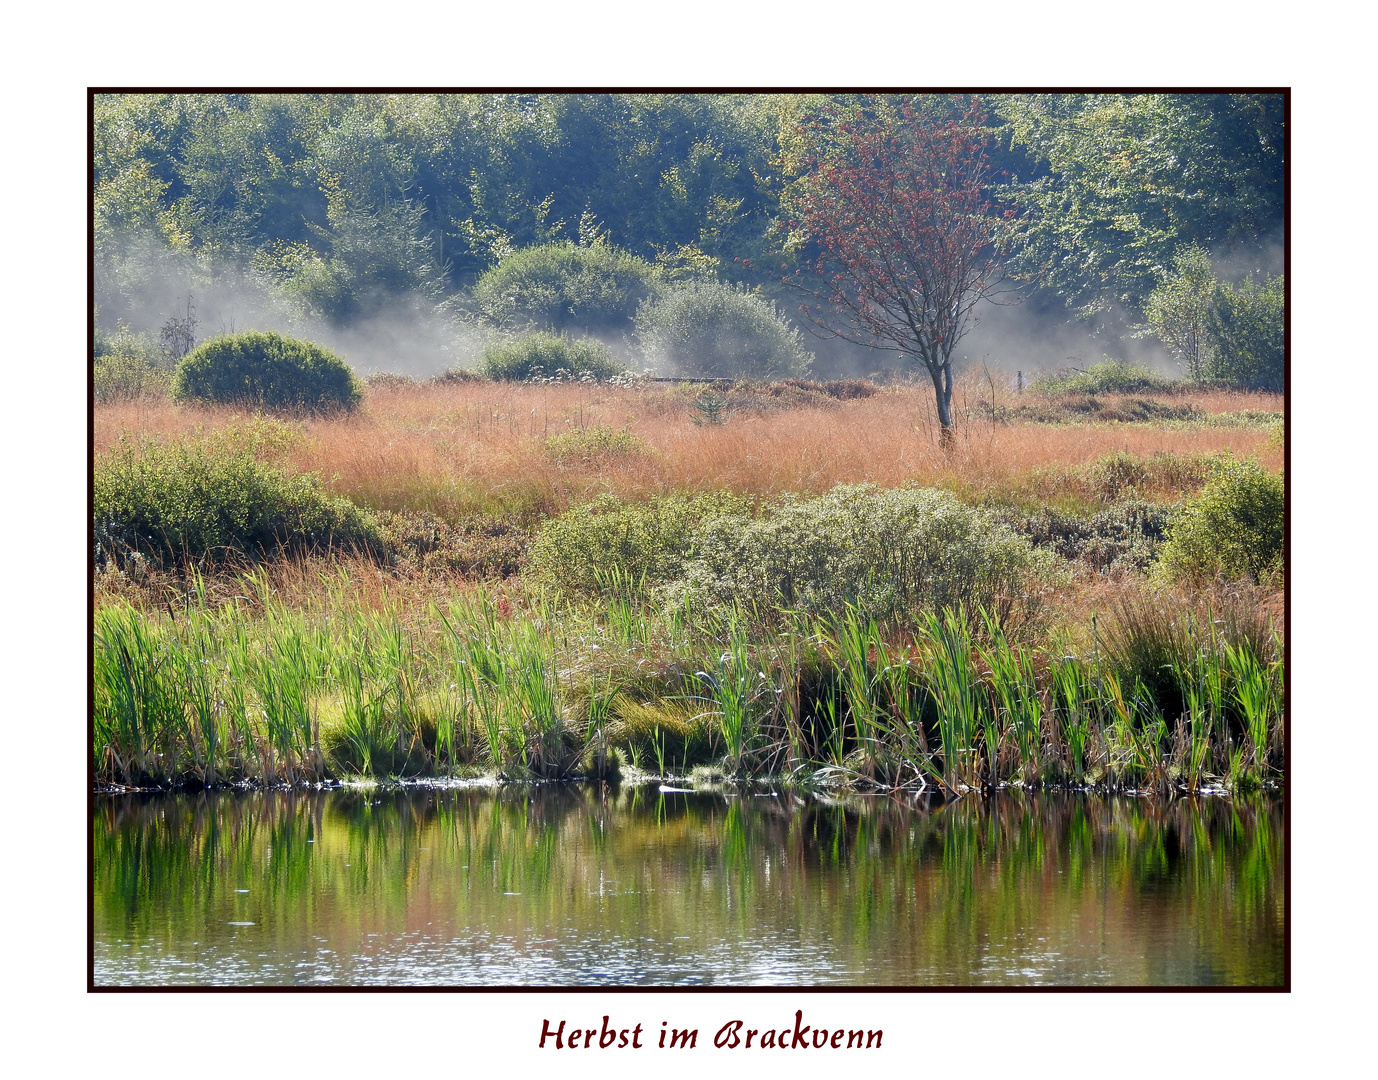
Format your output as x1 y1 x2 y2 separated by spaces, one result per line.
994 93 1283 319
1143 244 1217 379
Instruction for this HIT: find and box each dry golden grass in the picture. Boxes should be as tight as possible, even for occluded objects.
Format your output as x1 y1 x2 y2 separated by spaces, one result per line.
95 548 501 624
1038 571 1285 650
94 379 1283 519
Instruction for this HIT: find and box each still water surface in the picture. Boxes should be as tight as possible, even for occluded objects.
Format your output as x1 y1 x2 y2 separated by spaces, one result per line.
94 785 1283 986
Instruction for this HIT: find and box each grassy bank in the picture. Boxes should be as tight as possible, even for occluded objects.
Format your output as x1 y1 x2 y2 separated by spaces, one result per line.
94 571 1281 795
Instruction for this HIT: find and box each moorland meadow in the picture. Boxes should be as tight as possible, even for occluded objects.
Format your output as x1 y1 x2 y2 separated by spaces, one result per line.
93 366 1283 794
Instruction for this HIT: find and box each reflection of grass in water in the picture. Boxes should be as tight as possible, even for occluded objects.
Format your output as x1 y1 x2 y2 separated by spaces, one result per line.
95 788 1284 985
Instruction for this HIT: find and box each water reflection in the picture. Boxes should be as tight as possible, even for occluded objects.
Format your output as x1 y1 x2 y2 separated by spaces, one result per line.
94 785 1283 986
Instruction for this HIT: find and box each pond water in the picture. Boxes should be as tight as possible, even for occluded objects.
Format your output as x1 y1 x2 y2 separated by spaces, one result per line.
93 784 1284 987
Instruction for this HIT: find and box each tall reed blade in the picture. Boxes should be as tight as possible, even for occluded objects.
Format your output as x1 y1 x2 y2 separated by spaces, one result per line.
918 610 982 792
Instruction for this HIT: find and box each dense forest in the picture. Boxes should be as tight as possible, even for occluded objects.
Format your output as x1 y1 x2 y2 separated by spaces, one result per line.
94 92 1284 384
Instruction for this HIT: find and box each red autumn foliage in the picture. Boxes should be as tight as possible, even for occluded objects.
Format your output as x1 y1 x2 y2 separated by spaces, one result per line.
785 95 1014 434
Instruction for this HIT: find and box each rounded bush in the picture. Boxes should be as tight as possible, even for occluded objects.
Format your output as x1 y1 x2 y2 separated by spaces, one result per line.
1204 274 1284 391
527 492 750 596
479 332 626 382
1004 500 1175 575
474 242 661 333
678 484 1052 624
1156 457 1284 584
94 353 172 403
170 330 361 412
543 425 650 465
636 281 813 379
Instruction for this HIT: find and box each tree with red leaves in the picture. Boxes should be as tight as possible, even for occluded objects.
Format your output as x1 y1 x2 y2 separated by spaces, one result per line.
783 95 1013 440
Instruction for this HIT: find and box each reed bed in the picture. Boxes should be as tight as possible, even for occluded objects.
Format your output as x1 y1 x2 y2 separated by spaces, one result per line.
93 581 1282 795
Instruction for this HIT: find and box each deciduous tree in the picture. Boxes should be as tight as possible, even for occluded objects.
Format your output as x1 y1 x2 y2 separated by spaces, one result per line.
783 95 1012 439
1143 244 1217 379
995 93 1284 320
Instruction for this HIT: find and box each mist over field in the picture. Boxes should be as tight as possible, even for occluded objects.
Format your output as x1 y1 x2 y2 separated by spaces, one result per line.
93 92 1284 392
956 298 1178 381
96 246 489 377
97 247 1192 384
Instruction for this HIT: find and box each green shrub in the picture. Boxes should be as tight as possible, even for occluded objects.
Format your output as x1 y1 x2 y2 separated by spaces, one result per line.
1141 243 1284 390
170 331 361 412
479 332 627 382
1156 457 1284 584
95 433 378 568
429 367 487 385
1100 588 1281 720
1085 452 1149 501
1083 450 1213 501
95 321 173 402
473 241 661 333
373 510 530 579
543 425 650 464
678 484 1055 625
1142 451 1215 494
363 371 417 391
635 280 813 379
1034 360 1178 395
95 321 161 364
1004 500 1176 574
1200 410 1284 429
527 491 750 596
1143 244 1216 379
1205 273 1284 391
94 353 173 403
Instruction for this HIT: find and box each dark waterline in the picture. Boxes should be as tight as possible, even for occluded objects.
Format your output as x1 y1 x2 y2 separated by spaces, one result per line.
93 785 1284 987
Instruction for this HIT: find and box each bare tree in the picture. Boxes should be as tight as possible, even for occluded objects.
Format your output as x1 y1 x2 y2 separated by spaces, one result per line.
159 294 198 361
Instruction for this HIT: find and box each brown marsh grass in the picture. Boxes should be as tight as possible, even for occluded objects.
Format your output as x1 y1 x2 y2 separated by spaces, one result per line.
95 380 1283 519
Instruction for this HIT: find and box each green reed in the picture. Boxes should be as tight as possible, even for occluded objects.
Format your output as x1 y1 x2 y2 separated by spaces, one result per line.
1224 640 1279 773
93 584 1283 793
95 605 179 783
692 618 759 775
878 639 929 786
443 604 515 772
338 631 387 776
1049 652 1091 784
831 608 884 781
918 610 983 791
507 617 570 777
175 613 224 786
764 613 810 774
977 612 1043 784
252 622 319 783
584 672 620 779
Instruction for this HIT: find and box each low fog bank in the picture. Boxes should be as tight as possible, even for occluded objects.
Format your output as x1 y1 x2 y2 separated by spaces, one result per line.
1211 231 1284 284
954 297 1178 382
95 249 488 378
97 247 1215 387
798 297 1179 384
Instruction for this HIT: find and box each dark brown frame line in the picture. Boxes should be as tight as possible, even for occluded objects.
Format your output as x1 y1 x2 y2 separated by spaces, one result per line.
88 86 1289 997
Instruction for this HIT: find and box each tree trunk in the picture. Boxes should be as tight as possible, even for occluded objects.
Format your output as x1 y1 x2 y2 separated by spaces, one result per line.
928 360 955 447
